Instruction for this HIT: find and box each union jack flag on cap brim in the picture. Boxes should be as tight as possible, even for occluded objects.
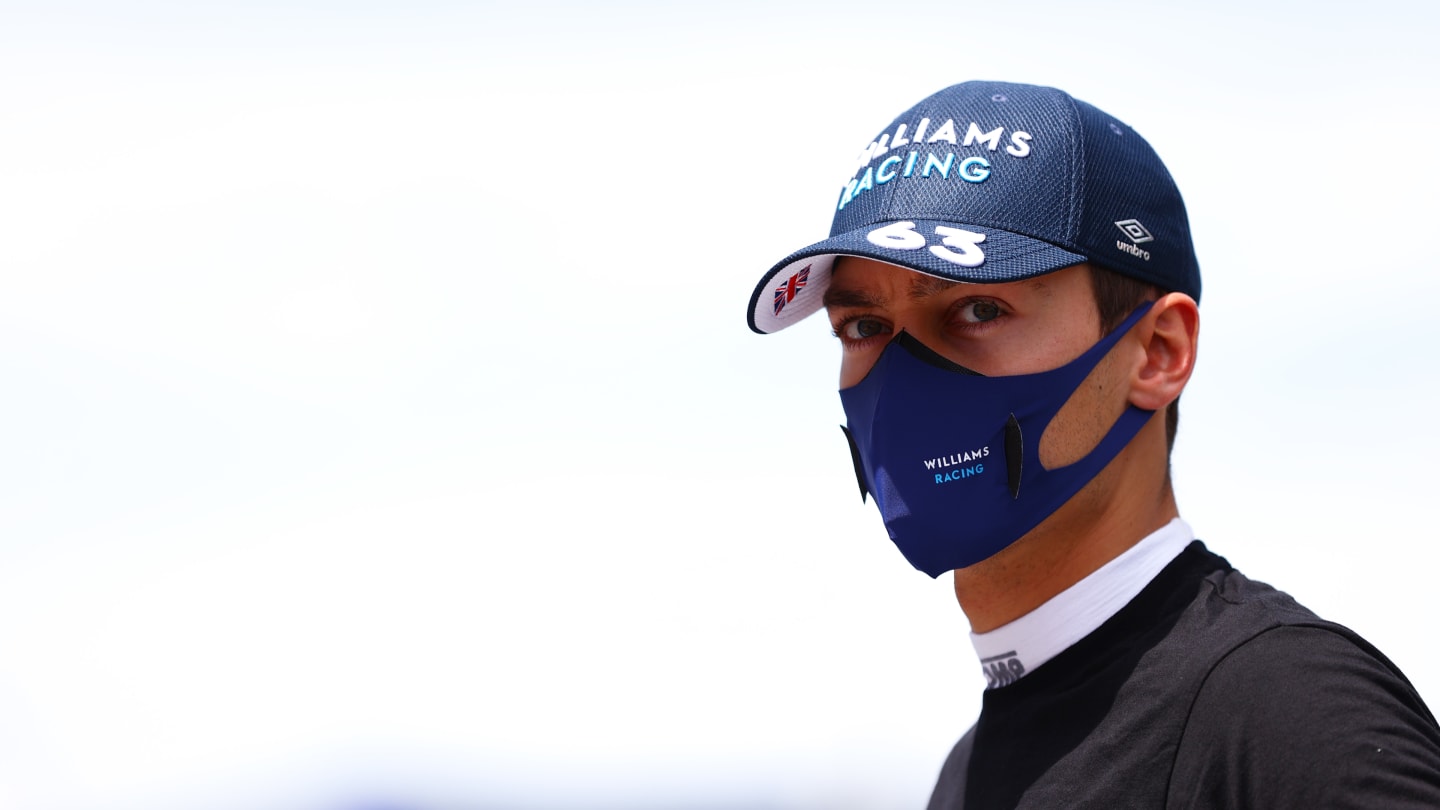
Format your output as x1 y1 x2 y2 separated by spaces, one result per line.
773 265 811 317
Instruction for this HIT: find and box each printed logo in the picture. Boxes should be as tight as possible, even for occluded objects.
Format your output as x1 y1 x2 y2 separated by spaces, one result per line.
865 221 987 268
772 265 810 316
981 651 1026 689
836 118 1031 213
924 445 990 484
1114 219 1154 244
1113 219 1154 261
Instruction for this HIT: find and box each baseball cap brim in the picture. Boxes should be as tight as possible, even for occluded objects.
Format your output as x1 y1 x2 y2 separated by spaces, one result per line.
748 219 1087 334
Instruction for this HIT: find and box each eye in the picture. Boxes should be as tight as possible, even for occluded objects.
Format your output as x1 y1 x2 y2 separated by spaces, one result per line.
834 316 892 343
956 300 1003 324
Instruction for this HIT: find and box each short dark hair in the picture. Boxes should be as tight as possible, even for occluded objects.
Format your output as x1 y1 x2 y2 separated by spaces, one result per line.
1089 266 1179 452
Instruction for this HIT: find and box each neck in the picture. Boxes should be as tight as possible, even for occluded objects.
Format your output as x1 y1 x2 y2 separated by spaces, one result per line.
954 418 1178 633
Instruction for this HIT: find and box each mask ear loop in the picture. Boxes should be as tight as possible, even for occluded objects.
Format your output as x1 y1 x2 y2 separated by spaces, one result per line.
1029 301 1158 477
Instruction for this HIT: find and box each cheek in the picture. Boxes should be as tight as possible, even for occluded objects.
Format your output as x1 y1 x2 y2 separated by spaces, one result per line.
839 351 881 389
1037 349 1129 469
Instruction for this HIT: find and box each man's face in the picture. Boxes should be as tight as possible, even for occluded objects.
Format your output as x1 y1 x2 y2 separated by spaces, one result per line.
823 257 1105 387
824 257 1126 470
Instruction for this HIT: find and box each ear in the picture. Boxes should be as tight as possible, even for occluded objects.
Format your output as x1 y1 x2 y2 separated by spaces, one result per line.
1129 293 1199 411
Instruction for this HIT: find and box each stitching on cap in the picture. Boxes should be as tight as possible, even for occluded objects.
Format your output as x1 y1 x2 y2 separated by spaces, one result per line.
1060 93 1084 246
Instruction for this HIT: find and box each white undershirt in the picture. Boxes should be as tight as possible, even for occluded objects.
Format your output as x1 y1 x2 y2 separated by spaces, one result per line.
970 518 1195 689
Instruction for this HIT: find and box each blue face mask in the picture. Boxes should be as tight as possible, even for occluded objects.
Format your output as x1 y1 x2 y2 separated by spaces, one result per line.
838 303 1155 577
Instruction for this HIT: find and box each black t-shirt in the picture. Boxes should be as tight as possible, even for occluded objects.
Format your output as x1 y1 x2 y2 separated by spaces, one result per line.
927 542 1440 809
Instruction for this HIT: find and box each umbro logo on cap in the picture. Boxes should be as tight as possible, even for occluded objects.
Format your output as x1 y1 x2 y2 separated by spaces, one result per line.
1114 219 1155 244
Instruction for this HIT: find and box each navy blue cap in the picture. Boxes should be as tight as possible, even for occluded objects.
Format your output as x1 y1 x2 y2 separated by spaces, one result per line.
747 81 1201 334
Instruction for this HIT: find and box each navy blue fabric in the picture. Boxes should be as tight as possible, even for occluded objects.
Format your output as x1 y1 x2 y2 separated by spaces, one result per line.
839 304 1155 577
1068 95 1201 300
749 81 1201 335
833 84 1084 252
767 223 1086 288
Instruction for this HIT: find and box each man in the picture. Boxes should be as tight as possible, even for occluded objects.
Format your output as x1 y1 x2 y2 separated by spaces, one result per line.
745 81 1440 807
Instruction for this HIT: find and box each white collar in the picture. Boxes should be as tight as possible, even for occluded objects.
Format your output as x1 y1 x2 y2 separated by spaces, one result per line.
969 517 1195 689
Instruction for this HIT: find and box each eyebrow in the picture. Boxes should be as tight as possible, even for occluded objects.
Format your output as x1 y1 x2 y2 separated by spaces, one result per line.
822 286 883 309
908 274 960 300
823 273 962 309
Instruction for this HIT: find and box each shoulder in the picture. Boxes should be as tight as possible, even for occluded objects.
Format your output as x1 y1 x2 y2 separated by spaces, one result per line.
926 726 974 810
1168 623 1440 809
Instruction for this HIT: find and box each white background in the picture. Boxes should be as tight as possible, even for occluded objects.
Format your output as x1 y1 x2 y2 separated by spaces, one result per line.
2 1 1438 808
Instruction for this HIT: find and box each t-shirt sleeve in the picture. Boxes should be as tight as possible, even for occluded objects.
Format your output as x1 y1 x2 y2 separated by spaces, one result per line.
1168 624 1440 809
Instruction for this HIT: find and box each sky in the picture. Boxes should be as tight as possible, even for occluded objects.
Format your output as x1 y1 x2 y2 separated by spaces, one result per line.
1 1 1439 808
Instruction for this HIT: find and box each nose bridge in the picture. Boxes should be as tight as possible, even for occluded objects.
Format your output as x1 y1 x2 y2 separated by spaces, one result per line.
893 330 985 375
833 258 956 387
839 312 932 389
841 348 883 391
